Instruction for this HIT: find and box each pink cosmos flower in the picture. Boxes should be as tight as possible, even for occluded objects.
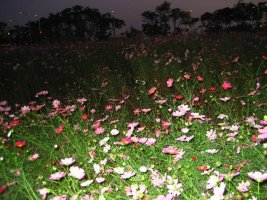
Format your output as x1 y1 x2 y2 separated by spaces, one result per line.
145 138 156 146
162 146 179 155
161 121 171 129
166 78 174 88
50 195 67 200
172 104 190 117
172 150 186 162
69 166 86 180
52 100 61 108
141 108 151 113
155 194 174 200
49 172 66 180
119 137 133 145
150 170 166 188
21 106 31 115
77 98 87 104
56 125 65 135
236 181 250 193
148 87 157 95
28 153 39 162
232 56 240 63
190 112 205 120
90 109 96 113
219 97 231 102
258 127 267 140
128 122 139 129
105 105 113 111
35 90 48 97
60 157 75 166
248 171 267 182
115 105 121 111
206 129 217 141
138 137 148 144
155 99 167 104
95 127 105 135
196 75 204 81
38 188 50 200
133 108 141 115
221 81 232 90
183 73 191 79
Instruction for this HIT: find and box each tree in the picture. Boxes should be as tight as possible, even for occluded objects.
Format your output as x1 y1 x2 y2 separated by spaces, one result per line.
141 11 161 35
170 8 181 33
155 1 171 35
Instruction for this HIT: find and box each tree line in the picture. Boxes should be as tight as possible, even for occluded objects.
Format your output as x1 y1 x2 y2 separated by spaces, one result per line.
0 1 266 44
0 5 125 44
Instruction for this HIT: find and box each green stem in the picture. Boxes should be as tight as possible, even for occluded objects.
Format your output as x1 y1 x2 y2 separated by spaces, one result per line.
257 182 260 198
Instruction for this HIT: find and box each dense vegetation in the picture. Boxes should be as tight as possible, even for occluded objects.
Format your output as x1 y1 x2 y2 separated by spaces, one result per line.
0 33 267 199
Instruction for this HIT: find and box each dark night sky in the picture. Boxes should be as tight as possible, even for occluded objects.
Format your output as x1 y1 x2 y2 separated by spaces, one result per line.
0 0 264 29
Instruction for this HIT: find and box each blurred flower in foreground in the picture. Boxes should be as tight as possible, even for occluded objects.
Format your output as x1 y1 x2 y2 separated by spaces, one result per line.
248 171 267 182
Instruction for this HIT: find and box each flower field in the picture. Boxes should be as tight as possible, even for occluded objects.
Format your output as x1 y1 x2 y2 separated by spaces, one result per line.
0 33 267 199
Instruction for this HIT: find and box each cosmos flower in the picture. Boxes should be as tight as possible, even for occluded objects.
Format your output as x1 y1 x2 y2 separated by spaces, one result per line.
21 105 31 115
69 166 86 180
167 179 183 197
236 181 250 193
258 127 267 140
232 56 240 63
145 138 156 146
56 125 65 135
121 171 136 179
96 177 105 183
206 129 217 141
221 81 232 90
60 157 75 166
210 182 226 200
205 149 219 154
248 171 267 182
80 180 93 187
50 195 67 200
148 87 157 95
38 188 50 200
196 75 204 81
95 127 105 135
166 78 174 88
114 167 125 174
28 153 40 162
162 146 179 155
15 141 26 148
49 172 66 181
139 166 148 173
52 100 61 108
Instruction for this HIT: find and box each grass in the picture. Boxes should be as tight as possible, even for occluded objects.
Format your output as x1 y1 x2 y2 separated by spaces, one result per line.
0 32 267 199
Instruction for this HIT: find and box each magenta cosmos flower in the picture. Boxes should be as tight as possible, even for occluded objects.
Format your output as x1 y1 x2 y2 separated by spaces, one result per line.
248 171 267 182
162 146 180 155
221 81 232 90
